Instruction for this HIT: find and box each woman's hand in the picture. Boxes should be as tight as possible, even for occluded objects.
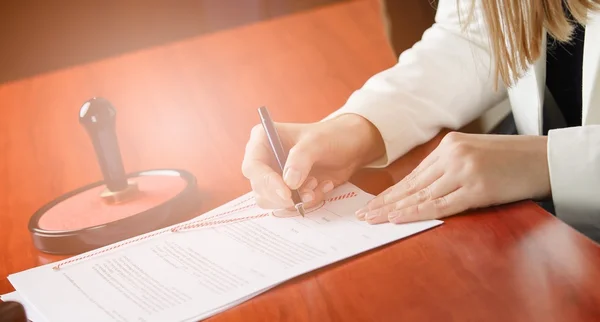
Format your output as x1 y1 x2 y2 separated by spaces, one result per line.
356 132 551 224
242 114 385 210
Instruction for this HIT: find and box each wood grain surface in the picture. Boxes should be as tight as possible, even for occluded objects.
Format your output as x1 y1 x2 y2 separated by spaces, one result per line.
1 1 600 321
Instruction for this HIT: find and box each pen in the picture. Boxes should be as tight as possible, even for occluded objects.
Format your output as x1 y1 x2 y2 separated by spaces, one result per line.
257 106 306 217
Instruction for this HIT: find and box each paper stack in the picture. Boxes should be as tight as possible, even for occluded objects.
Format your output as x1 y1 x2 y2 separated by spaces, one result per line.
3 183 442 322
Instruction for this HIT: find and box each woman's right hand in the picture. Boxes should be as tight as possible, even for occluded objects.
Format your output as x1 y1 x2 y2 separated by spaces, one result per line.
241 113 385 210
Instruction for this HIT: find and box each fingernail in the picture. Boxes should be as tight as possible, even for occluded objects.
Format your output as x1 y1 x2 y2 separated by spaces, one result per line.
389 211 405 223
283 168 302 189
322 181 334 193
301 193 313 203
275 189 288 201
305 177 318 190
355 206 368 216
366 211 379 221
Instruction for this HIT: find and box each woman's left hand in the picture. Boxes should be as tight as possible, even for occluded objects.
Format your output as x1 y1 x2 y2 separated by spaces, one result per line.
355 132 551 224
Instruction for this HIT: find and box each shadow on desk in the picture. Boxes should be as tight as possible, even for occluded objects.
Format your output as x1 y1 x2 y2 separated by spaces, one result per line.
0 0 349 85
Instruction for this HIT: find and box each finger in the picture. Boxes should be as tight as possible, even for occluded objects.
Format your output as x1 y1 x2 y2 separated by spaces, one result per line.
359 161 443 219
364 206 393 224
242 127 291 205
242 124 275 179
321 179 335 194
296 176 318 204
283 139 322 190
292 176 319 205
356 153 441 219
388 188 468 224
302 176 318 191
389 173 459 214
299 176 319 205
272 179 335 218
358 194 403 221
298 179 334 208
254 175 319 210
369 152 440 204
382 164 443 205
249 170 293 208
254 187 294 210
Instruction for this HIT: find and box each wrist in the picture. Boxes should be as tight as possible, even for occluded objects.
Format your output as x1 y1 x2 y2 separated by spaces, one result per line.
329 113 386 165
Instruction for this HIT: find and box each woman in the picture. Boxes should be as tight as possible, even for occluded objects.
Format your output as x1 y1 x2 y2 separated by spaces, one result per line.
241 0 600 242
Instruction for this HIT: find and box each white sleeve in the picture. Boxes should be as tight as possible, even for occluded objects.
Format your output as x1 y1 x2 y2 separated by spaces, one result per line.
547 126 600 241
325 0 507 167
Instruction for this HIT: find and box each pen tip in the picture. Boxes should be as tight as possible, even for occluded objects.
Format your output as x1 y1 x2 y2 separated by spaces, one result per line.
296 204 305 217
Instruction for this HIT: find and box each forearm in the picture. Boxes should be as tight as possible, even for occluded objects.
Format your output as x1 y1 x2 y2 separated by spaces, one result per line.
326 113 386 167
325 0 507 168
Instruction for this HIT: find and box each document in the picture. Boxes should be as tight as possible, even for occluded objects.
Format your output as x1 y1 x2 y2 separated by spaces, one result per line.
7 183 442 322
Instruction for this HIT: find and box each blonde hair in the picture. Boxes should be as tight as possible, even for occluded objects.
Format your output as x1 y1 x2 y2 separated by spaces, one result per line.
464 0 600 87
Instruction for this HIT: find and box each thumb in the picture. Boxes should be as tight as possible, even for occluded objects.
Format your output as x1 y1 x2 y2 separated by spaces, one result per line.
282 139 321 190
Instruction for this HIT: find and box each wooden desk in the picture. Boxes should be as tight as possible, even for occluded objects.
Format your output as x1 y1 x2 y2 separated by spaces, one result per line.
1 1 600 321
